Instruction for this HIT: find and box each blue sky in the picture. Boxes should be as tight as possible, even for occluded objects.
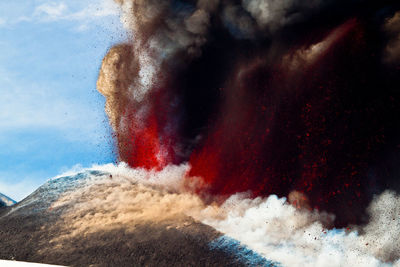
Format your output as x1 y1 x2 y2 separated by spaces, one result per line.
0 0 125 201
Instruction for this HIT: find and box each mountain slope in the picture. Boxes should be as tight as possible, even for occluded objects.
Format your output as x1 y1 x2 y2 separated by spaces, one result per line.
0 169 276 267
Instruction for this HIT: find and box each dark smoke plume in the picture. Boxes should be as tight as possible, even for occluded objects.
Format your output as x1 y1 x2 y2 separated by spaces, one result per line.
98 0 400 227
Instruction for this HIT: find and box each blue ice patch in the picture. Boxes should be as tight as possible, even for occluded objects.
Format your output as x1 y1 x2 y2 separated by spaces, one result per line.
209 236 281 267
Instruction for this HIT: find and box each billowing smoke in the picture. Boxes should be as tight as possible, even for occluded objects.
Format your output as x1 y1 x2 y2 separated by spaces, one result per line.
384 11 400 63
48 164 400 266
97 0 400 227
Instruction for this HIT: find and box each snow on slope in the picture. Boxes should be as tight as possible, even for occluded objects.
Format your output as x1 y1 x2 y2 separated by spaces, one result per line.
0 260 64 266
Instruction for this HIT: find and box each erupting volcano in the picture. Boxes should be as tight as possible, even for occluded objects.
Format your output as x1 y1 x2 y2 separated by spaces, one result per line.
2 1 400 266
97 0 400 227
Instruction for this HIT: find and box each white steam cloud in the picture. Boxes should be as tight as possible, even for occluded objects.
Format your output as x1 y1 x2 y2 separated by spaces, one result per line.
50 163 400 267
202 191 400 267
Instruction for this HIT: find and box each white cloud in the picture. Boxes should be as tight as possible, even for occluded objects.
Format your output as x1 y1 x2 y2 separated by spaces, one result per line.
34 2 68 20
68 0 120 20
32 0 119 22
75 23 89 32
1 0 120 30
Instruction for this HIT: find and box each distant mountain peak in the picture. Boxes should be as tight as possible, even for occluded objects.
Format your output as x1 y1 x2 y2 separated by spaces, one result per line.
0 193 16 207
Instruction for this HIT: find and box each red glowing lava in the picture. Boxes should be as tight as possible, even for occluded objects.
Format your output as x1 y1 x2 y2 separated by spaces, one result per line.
117 98 178 171
125 113 166 170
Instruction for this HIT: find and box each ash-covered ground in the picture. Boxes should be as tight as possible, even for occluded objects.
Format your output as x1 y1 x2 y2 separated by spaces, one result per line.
0 167 275 267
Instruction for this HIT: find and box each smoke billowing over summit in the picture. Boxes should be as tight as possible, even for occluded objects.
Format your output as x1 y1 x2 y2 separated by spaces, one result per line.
97 0 400 227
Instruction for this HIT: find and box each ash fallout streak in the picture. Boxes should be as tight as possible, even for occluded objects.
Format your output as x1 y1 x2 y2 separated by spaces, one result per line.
98 0 400 227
